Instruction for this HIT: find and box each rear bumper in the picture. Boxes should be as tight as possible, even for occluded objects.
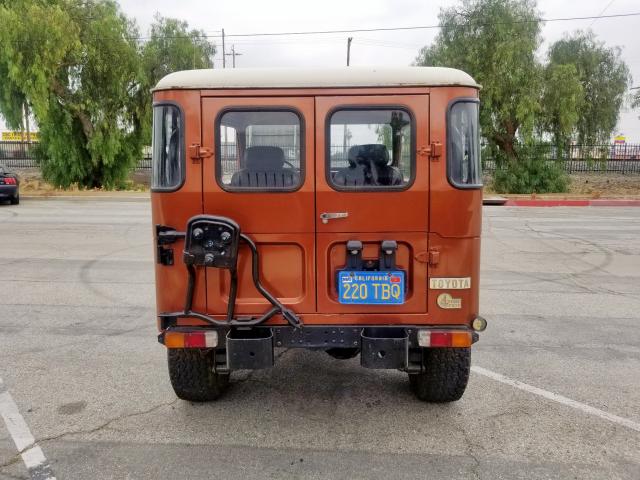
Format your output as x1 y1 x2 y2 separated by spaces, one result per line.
158 324 480 372
0 185 18 197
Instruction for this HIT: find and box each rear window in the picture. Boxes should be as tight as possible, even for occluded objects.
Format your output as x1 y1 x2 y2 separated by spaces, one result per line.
327 108 414 190
216 110 303 191
448 99 482 188
152 104 183 191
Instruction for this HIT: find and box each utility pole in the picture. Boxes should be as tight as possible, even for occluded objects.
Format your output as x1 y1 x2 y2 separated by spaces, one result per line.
343 37 353 160
222 28 226 68
225 45 243 68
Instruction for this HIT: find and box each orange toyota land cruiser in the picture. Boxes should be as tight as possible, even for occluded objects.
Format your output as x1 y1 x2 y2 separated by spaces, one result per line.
151 67 486 403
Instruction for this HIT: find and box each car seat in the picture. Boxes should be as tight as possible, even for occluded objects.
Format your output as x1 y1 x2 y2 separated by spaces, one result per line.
334 144 402 187
230 146 299 188
332 146 370 187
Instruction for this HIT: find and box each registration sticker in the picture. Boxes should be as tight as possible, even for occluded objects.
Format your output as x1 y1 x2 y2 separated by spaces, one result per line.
338 271 405 305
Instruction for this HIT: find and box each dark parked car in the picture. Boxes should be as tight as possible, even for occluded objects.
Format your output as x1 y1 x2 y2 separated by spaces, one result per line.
0 164 19 205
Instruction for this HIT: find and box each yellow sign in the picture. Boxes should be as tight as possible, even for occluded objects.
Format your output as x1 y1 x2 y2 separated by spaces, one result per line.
614 135 626 145
430 277 471 290
1 131 39 141
436 293 462 309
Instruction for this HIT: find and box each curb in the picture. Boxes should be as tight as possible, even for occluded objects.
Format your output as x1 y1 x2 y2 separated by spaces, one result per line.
503 199 640 207
21 195 150 202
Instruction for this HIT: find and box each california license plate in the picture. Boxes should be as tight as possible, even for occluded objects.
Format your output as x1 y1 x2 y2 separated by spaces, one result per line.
338 270 405 305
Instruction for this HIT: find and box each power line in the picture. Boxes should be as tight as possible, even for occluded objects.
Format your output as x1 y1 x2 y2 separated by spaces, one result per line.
116 11 640 41
6 12 640 45
218 12 640 39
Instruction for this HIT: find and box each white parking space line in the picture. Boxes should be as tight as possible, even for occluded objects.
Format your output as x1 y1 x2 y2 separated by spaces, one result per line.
472 366 640 433
0 378 56 480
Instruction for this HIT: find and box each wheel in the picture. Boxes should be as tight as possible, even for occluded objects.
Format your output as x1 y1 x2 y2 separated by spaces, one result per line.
409 347 470 402
326 347 360 360
167 348 229 402
10 194 19 205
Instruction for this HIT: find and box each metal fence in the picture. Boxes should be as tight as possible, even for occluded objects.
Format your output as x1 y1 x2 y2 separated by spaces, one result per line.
2 141 640 174
0 141 39 168
0 141 154 170
483 143 640 174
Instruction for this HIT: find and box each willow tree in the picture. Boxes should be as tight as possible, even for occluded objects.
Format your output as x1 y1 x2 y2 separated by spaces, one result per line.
547 31 631 145
138 15 216 140
0 0 142 188
415 0 543 164
0 2 215 189
413 0 632 193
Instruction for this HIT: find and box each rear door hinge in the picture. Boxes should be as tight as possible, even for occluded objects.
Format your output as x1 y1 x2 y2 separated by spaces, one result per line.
189 143 213 162
428 249 440 267
418 142 443 160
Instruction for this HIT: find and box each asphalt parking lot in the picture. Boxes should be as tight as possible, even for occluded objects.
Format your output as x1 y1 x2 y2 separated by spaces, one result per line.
0 198 639 479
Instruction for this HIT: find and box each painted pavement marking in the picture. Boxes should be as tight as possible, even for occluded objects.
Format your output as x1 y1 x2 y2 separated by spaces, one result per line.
472 366 640 433
0 378 56 480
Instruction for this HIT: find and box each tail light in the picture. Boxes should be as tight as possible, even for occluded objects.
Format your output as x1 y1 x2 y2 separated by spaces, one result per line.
417 329 472 348
3 177 16 185
163 330 218 348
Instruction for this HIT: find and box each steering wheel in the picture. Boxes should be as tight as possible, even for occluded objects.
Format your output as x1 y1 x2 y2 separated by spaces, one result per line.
283 160 297 169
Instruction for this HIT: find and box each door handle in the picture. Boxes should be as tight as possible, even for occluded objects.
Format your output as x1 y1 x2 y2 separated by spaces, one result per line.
320 212 349 224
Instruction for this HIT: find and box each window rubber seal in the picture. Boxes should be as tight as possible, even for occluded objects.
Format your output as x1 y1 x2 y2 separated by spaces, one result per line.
324 105 417 193
151 101 186 193
446 97 483 190
214 106 305 193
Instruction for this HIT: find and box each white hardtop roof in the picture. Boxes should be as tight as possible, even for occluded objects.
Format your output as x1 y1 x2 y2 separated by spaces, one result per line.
153 66 479 91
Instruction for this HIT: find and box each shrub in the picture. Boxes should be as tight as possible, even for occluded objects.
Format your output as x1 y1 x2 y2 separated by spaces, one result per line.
492 149 569 194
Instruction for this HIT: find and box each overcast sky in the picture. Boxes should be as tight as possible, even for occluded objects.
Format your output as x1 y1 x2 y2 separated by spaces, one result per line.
2 0 639 140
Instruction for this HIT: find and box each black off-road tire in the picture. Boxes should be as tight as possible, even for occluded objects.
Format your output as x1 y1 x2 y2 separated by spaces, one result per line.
167 348 229 402
10 194 19 205
409 347 470 402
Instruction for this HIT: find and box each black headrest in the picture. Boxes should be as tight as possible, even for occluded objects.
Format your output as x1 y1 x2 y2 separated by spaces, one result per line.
244 146 285 171
348 144 390 167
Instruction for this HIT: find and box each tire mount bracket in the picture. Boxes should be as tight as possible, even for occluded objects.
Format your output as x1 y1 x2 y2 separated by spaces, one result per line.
158 215 302 329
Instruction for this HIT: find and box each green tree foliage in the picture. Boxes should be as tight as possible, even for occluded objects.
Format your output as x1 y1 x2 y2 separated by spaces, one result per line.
539 63 583 149
0 1 215 189
415 0 632 193
138 15 215 138
415 0 543 162
0 0 140 188
548 31 631 145
492 144 568 193
141 15 215 87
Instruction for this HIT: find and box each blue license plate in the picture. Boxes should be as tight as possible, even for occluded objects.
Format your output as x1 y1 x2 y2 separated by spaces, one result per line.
338 270 405 305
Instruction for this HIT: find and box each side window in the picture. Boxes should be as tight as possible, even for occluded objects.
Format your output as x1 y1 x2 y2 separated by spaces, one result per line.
327 108 413 190
448 100 482 188
216 110 303 191
152 104 183 190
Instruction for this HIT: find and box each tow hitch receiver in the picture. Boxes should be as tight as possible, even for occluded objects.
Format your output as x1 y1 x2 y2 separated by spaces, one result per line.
226 329 274 369
361 327 408 369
